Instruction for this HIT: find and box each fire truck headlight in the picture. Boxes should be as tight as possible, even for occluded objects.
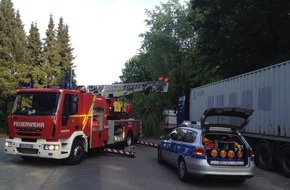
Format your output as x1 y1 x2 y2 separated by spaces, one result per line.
4 141 12 147
44 144 60 151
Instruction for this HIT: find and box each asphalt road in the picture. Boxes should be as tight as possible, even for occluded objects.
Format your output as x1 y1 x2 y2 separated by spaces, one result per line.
0 137 289 190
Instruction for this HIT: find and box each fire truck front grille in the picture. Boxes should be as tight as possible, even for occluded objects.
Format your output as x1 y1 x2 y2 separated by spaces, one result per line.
21 138 37 142
17 148 38 154
16 128 42 137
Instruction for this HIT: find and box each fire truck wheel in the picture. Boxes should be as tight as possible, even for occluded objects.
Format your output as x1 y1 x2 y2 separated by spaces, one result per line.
66 139 85 165
125 132 133 147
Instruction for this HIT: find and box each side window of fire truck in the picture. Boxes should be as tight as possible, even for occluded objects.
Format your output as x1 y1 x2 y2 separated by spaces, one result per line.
93 106 104 131
63 94 78 115
62 94 78 126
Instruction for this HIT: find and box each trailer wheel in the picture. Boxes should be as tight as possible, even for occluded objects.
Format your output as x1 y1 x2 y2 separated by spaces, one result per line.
178 158 190 182
157 147 164 164
125 132 133 147
66 139 85 165
279 146 290 178
255 141 276 171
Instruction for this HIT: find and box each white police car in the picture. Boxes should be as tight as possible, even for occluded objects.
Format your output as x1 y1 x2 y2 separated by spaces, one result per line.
157 107 255 183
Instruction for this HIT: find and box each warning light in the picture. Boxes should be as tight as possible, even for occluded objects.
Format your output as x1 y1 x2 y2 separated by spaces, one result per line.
158 76 169 82
65 82 71 89
28 82 34 88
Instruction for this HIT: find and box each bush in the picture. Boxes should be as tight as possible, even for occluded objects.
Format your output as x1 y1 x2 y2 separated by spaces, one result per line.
142 113 163 139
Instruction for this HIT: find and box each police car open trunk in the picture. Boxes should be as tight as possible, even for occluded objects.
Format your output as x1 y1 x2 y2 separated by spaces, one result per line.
200 107 254 166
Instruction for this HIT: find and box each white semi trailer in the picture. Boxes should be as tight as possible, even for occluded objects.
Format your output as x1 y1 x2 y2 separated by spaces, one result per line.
178 60 290 177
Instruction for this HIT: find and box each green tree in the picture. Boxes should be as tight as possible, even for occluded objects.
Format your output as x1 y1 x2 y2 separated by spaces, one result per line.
121 0 196 136
132 91 166 138
27 22 47 88
190 0 290 80
0 0 28 96
57 17 75 88
140 0 196 102
42 14 61 87
0 0 29 133
120 54 151 83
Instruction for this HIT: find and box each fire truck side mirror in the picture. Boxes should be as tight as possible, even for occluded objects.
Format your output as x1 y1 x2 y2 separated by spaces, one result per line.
76 85 87 93
2 95 15 114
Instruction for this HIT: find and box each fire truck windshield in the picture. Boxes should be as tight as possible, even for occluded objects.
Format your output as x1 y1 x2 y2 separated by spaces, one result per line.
12 92 60 116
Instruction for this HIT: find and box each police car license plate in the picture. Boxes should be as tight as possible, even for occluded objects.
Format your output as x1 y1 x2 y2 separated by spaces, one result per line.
210 159 244 165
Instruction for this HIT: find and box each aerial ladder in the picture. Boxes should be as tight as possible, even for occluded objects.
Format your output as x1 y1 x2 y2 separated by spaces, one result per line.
85 77 169 98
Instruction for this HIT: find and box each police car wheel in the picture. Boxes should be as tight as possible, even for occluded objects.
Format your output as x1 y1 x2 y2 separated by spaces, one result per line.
178 159 190 182
157 147 164 164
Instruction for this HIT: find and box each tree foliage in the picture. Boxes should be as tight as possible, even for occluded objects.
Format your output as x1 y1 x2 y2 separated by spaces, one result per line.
57 17 75 88
0 0 75 96
190 0 290 79
120 54 151 83
120 0 196 136
122 0 196 105
0 0 26 96
140 0 196 96
27 22 46 88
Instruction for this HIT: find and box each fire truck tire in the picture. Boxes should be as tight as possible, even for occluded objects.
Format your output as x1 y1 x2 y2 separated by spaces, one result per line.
66 139 85 165
125 132 133 147
279 146 290 178
255 141 276 171
178 158 190 182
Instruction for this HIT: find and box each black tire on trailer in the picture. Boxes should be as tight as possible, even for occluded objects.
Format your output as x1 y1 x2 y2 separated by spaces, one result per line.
125 132 133 147
255 141 276 171
178 158 190 182
66 139 85 165
157 147 164 164
279 146 290 178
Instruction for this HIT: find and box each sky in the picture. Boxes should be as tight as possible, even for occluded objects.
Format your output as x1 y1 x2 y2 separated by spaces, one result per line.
12 0 181 85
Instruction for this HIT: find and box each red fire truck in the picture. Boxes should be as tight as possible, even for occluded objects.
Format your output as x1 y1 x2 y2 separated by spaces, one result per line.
4 80 168 164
